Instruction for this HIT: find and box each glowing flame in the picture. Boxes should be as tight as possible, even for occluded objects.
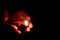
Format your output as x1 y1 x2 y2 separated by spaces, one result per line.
24 20 28 26
3 10 33 34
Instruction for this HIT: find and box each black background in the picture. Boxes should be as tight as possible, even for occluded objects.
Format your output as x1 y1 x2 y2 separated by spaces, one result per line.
0 0 48 40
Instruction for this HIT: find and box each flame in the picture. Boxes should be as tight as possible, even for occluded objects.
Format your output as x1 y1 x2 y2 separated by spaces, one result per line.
24 20 28 26
3 10 33 34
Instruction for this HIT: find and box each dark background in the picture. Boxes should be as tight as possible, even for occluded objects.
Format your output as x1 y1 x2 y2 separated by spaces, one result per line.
0 0 48 40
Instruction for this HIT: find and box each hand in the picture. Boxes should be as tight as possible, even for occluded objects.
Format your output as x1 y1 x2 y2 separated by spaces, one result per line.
3 10 33 35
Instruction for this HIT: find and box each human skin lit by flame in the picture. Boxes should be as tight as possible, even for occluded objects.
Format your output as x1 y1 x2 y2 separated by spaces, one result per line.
26 27 30 32
10 24 21 34
3 10 33 34
28 22 33 28
3 10 9 23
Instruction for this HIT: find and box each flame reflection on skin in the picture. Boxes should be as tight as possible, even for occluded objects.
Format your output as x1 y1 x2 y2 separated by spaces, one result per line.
3 10 33 34
26 27 31 32
10 24 22 34
4 10 9 22
28 22 33 28
17 30 22 34
11 20 33 33
10 24 18 29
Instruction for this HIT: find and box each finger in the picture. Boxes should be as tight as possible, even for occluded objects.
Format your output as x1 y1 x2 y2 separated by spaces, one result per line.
3 10 9 22
10 24 22 34
28 22 33 28
26 27 31 32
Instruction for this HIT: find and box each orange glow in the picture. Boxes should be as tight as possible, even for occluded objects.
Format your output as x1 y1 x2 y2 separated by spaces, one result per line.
3 10 33 34
10 24 18 29
24 20 28 26
10 24 22 34
26 27 30 32
28 22 33 28
17 30 22 34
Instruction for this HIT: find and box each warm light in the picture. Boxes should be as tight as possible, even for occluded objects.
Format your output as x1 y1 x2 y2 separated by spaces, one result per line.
26 27 30 32
18 30 22 34
24 20 28 26
10 24 22 34
3 10 33 34
10 24 18 29
28 22 33 28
